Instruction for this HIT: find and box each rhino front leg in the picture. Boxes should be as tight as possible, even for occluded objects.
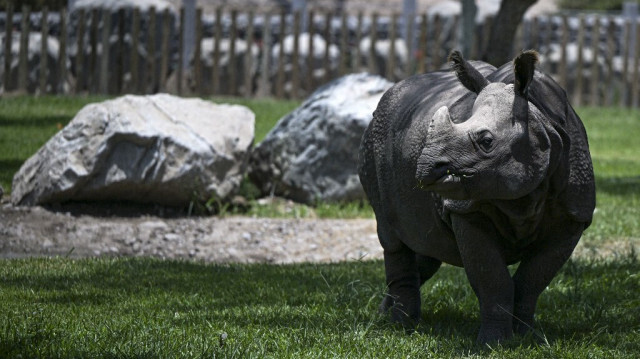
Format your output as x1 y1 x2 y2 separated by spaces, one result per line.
380 239 421 328
451 213 514 344
511 222 584 336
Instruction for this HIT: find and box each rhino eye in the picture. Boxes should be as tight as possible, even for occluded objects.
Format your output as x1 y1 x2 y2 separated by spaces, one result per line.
475 131 495 153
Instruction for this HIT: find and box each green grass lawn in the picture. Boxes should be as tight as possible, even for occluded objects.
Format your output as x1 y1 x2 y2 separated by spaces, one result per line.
1 256 638 357
0 97 639 357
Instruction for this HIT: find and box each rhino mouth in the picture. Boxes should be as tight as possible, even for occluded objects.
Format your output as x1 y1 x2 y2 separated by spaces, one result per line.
417 169 474 189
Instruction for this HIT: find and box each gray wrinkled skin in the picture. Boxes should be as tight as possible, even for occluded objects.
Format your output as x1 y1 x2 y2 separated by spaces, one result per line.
358 51 595 344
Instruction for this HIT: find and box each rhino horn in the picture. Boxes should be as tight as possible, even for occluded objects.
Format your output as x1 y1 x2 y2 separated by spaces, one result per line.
429 106 453 131
448 50 490 94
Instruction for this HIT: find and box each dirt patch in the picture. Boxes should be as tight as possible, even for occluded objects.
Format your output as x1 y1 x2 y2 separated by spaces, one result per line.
1 200 636 264
0 202 382 263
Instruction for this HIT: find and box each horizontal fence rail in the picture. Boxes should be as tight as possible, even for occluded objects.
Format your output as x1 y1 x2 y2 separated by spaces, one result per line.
1 5 639 108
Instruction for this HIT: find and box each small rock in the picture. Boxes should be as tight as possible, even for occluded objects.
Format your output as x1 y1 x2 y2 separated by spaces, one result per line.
164 233 181 242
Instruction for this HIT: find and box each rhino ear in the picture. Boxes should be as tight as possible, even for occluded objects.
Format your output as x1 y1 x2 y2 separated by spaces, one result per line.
513 50 539 97
448 50 490 94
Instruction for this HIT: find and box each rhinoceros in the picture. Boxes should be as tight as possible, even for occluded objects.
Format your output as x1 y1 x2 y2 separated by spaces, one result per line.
358 50 595 344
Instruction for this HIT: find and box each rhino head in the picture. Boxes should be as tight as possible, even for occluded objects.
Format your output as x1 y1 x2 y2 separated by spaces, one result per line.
416 50 554 201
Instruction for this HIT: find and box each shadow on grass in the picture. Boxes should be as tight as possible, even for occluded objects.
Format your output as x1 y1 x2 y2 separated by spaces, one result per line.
0 159 24 189
0 115 71 128
2 257 639 352
595 175 640 197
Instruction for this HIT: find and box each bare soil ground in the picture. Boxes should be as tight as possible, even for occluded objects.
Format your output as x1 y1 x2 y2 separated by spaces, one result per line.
0 200 382 264
0 199 636 264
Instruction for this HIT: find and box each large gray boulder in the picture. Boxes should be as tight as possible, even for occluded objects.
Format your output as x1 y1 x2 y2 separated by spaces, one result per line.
249 72 393 204
12 94 254 207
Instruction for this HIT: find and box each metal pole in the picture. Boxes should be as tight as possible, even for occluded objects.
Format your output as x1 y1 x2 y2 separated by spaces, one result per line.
624 1 638 62
460 0 477 58
402 0 416 56
292 0 308 32
182 0 196 70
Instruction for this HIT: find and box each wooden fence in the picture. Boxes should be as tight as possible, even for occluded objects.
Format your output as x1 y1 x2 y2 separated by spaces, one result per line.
2 5 640 108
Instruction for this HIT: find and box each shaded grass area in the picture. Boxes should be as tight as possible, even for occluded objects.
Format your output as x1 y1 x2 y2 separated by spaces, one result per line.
1 256 638 357
577 107 640 242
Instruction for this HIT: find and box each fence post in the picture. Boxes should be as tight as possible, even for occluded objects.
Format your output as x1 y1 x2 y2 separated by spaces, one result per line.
229 10 238 96
353 12 363 71
388 13 397 80
530 16 539 50
115 8 125 93
177 7 183 95
130 7 140 94
89 8 99 93
159 8 171 92
433 14 442 69
244 10 255 97
75 8 85 93
148 7 158 93
58 8 68 94
212 7 222 95
39 7 49 95
369 13 378 75
3 4 13 92
621 20 631 107
99 8 110 94
338 12 347 76
292 11 301 98
575 15 585 106
276 11 286 98
405 12 415 75
481 16 492 60
632 21 640 108
323 12 333 84
18 5 30 94
418 13 427 73
559 15 568 90
604 17 616 106
307 10 315 92
590 16 600 107
194 7 203 95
